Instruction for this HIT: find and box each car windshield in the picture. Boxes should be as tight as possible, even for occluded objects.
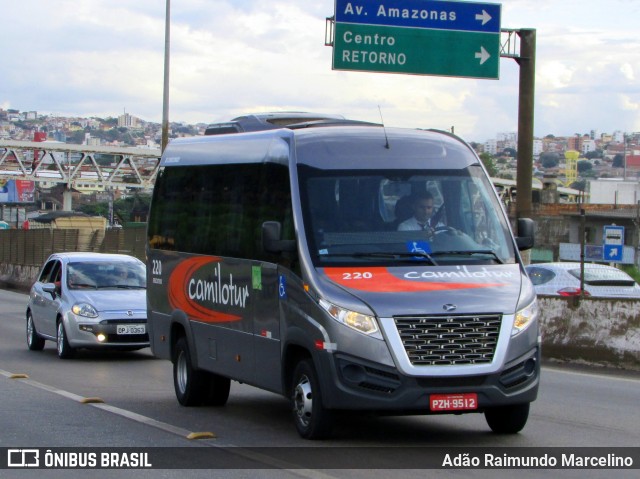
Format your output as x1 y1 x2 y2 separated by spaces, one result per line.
66 261 146 290
568 267 636 286
299 165 516 266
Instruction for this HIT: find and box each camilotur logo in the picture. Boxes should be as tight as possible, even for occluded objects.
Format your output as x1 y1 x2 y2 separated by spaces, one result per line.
168 256 249 323
323 267 507 293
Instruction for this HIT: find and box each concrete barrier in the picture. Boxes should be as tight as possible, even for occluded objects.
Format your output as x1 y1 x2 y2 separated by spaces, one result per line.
2 261 639 370
0 264 40 293
538 296 640 370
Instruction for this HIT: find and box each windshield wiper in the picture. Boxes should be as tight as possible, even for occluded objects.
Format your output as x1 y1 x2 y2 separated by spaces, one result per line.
430 250 504 264
319 251 438 265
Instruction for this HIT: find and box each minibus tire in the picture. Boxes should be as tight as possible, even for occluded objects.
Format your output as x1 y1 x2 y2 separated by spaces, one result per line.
173 337 208 406
485 403 530 434
203 372 231 407
291 359 333 439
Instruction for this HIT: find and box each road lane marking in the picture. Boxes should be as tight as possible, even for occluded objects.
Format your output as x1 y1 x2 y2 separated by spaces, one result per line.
187 431 217 440
0 368 338 478
543 365 640 383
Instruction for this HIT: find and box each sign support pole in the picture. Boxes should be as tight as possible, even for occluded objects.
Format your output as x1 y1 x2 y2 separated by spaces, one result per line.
514 29 536 223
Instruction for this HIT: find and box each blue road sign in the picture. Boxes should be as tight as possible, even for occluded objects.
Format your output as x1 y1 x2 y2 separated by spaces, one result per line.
335 0 501 33
603 225 624 262
603 244 623 262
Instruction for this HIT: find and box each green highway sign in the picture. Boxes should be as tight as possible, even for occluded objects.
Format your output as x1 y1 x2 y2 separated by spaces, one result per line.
333 22 500 79
332 0 502 79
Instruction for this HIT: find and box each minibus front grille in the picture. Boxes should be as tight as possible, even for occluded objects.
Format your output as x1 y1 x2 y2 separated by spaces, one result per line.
394 314 501 366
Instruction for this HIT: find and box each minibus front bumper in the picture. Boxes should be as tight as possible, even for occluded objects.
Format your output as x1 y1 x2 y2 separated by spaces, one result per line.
315 346 540 413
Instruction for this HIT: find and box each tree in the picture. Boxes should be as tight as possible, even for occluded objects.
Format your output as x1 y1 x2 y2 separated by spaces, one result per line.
539 152 560 168
67 130 86 144
612 154 624 168
577 160 592 173
479 152 498 177
570 179 587 191
502 147 517 158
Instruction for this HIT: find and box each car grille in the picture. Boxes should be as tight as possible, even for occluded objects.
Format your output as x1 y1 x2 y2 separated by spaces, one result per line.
394 314 502 366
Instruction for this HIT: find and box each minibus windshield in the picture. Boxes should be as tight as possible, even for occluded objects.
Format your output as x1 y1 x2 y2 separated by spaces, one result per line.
299 165 516 266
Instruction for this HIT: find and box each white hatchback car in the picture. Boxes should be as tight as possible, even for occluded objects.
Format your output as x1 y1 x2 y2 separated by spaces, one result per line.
26 252 148 358
525 262 640 298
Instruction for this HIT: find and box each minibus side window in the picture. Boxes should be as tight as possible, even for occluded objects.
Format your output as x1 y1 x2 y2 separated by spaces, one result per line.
148 163 294 264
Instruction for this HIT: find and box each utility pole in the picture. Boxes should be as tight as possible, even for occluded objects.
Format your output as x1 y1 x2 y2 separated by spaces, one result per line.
161 0 171 153
623 133 628 181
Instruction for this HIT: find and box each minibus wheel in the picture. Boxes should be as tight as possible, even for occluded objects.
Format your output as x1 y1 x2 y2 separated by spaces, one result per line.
291 359 333 439
485 403 530 433
173 336 208 406
204 373 231 407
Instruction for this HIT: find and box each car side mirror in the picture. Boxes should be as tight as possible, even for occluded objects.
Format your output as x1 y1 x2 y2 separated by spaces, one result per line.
42 282 59 297
262 221 296 254
515 218 535 251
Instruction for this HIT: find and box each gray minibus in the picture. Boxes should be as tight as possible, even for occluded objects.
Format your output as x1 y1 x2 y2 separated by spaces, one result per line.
146 121 539 439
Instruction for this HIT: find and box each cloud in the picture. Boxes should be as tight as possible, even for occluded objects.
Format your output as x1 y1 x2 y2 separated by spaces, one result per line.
2 0 640 142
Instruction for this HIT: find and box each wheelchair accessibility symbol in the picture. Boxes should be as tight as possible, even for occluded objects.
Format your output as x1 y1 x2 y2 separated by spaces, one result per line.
279 275 287 299
406 240 432 260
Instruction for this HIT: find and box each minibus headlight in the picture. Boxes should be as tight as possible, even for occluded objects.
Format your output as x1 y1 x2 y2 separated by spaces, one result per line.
512 300 538 336
72 302 99 318
319 299 380 337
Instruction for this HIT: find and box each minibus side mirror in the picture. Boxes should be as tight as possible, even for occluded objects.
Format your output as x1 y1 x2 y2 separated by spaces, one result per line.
262 221 297 253
515 218 535 251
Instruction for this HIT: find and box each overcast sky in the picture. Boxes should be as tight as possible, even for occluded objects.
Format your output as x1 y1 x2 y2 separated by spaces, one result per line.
1 0 639 142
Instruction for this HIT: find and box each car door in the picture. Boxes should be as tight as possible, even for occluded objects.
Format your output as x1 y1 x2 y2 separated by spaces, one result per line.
30 259 55 336
34 259 63 338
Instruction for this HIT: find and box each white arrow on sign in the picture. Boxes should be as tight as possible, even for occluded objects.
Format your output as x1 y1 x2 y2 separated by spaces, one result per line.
475 46 490 65
609 247 619 258
475 10 492 26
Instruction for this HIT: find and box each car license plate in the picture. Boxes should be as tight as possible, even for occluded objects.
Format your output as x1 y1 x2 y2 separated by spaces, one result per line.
117 324 146 335
430 393 478 411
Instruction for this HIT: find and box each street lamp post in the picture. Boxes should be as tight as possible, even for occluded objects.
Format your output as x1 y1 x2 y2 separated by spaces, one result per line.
161 0 170 152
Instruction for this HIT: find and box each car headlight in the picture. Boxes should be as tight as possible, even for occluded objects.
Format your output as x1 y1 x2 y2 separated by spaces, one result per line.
512 300 538 336
318 299 380 337
72 303 99 318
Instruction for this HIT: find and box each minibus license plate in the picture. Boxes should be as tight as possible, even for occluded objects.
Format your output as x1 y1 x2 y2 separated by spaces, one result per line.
430 393 478 411
117 324 146 335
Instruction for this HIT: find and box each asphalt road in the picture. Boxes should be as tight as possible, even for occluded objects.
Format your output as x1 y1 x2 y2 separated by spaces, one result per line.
0 288 638 479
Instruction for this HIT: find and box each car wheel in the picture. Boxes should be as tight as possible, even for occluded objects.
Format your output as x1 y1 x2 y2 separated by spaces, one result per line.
26 312 45 351
56 320 76 359
485 403 530 434
173 336 210 406
291 358 333 439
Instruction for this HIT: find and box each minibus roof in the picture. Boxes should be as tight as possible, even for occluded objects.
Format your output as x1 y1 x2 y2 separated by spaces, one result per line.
204 112 348 135
163 125 479 170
